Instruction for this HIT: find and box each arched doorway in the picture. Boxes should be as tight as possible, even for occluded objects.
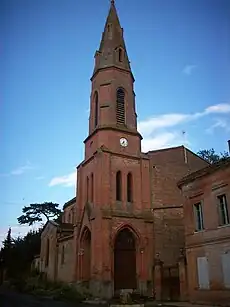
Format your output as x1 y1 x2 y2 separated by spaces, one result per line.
80 228 91 282
114 228 137 290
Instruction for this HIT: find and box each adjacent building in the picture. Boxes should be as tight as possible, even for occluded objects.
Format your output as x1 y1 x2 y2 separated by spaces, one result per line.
178 157 230 305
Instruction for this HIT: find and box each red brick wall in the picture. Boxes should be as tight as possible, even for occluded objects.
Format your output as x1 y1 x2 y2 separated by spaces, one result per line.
148 146 208 266
181 164 230 304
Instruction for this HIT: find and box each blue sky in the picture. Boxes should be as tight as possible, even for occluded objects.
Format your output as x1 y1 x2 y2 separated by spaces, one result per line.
0 0 230 243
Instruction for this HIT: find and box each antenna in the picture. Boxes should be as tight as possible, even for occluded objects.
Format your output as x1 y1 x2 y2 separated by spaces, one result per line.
182 130 188 164
182 130 186 145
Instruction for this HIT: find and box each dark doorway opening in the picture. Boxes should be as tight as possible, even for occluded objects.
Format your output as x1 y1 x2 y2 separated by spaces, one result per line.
114 228 137 290
162 265 180 301
80 228 91 284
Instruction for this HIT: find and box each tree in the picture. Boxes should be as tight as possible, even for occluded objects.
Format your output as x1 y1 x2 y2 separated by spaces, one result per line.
197 148 229 164
0 228 42 280
17 202 61 226
3 227 12 249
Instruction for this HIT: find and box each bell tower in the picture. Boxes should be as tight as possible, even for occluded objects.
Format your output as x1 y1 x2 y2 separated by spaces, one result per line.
84 0 142 159
75 0 153 298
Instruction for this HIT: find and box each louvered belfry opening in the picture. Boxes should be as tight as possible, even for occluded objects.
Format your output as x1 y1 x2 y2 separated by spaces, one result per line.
116 88 125 125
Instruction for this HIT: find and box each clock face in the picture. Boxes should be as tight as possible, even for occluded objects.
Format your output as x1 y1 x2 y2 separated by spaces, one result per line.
120 137 128 147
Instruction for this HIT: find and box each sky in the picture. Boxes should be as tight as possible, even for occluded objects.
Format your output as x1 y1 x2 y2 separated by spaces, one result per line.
0 0 230 244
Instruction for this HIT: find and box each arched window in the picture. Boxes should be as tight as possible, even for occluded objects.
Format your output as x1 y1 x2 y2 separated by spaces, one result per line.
61 246 65 265
127 172 133 202
116 171 122 201
116 88 125 125
91 173 94 203
45 238 50 267
94 91 99 128
86 176 89 202
68 212 71 223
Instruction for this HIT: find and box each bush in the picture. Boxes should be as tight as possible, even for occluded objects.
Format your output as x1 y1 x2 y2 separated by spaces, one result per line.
5 273 86 303
23 275 85 302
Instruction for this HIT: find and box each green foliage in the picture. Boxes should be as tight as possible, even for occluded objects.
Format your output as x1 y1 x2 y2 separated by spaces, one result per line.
0 228 42 280
9 273 85 303
3 228 12 249
197 148 229 164
17 202 61 226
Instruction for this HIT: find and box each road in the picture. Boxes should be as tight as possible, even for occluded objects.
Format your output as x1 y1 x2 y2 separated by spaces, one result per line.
0 288 90 307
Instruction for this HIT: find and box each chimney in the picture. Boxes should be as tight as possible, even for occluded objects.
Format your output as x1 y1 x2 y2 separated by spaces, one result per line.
228 140 230 154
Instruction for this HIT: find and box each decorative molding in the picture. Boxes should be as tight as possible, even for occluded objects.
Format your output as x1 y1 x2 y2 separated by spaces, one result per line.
186 234 230 248
188 190 204 199
212 182 228 191
152 204 183 210
101 208 153 222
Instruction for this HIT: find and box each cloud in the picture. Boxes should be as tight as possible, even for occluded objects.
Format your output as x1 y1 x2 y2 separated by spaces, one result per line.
0 161 36 177
205 103 230 114
49 170 76 187
206 118 230 134
138 103 230 152
141 131 189 153
138 114 189 137
11 161 35 175
182 64 197 75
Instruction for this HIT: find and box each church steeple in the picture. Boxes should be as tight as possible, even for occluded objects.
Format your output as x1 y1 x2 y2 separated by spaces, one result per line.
92 0 132 79
85 0 141 159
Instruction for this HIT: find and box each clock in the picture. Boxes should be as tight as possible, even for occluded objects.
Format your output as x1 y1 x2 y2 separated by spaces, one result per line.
120 137 128 147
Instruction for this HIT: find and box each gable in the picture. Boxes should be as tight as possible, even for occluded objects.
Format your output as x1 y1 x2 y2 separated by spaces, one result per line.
41 220 58 238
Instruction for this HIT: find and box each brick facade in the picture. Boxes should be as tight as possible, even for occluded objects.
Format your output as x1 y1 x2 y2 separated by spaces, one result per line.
39 1 211 300
179 158 230 305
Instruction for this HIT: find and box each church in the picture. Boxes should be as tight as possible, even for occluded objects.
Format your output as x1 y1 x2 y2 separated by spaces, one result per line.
39 0 209 300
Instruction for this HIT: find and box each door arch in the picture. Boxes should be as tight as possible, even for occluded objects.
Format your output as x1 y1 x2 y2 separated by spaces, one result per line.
80 227 91 281
114 228 137 290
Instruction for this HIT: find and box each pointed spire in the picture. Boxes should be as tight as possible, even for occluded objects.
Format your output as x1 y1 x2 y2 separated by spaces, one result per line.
92 0 132 79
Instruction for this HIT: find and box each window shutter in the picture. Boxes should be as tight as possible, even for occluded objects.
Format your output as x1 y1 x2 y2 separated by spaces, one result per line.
222 253 230 288
197 257 210 289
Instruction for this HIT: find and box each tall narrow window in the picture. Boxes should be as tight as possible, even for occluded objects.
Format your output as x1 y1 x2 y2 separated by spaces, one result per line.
116 88 125 125
127 172 133 202
217 194 229 226
194 202 204 231
94 91 99 128
118 48 123 62
108 24 112 39
116 171 122 201
91 173 94 203
86 176 89 202
45 239 50 267
61 246 65 265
